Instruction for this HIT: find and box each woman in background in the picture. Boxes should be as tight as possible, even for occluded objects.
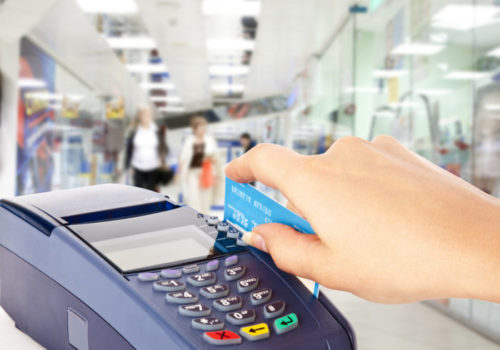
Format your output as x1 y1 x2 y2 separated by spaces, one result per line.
125 106 168 191
179 116 218 213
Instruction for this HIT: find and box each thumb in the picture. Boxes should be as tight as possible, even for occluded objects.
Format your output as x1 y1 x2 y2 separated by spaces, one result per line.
242 223 326 280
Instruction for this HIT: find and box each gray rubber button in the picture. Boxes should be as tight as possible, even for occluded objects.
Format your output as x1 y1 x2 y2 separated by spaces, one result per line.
137 272 159 282
153 280 185 292
206 216 219 226
213 296 243 312
224 255 238 267
227 227 239 239
250 288 272 306
187 272 216 287
182 264 200 274
263 300 285 319
203 330 242 345
217 222 229 232
166 291 198 304
160 269 181 279
200 284 229 299
206 260 219 272
192 317 224 331
237 276 259 293
224 266 246 281
179 303 211 317
226 309 256 326
236 238 248 246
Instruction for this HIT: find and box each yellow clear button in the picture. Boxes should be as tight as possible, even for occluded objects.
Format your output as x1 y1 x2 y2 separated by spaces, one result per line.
239 322 270 341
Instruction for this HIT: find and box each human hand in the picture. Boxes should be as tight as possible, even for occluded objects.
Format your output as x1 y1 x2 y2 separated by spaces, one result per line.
225 136 500 304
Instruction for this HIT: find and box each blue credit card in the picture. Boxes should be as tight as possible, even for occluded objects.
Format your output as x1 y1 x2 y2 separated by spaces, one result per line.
224 178 314 234
224 178 319 298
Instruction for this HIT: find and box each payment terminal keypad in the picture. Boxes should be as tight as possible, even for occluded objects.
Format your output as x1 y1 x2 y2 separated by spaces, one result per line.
131 221 303 347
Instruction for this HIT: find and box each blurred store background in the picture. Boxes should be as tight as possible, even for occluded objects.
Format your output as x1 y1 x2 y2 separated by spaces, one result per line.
2 0 500 348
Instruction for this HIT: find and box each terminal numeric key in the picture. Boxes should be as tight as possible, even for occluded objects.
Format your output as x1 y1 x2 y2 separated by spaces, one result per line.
213 296 243 312
178 303 211 317
200 284 229 299
226 309 256 326
187 272 216 287
224 266 246 281
166 291 198 304
237 276 258 293
153 280 185 292
250 288 272 305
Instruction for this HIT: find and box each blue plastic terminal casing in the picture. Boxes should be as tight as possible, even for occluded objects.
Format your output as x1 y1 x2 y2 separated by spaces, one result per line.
0 184 355 349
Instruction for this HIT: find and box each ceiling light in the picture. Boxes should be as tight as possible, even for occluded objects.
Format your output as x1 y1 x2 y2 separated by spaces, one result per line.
140 82 175 90
126 63 168 73
158 106 186 113
211 83 245 93
392 43 445 56
486 47 500 57
209 65 250 76
444 71 488 80
75 0 138 14
344 86 380 94
19 78 46 88
485 104 500 111
150 96 182 103
373 69 407 78
107 37 156 50
202 0 261 16
207 38 255 51
416 89 452 96
431 4 500 31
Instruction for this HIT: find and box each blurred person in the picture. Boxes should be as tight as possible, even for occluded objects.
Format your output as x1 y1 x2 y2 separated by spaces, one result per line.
239 132 255 153
179 116 219 213
125 106 168 191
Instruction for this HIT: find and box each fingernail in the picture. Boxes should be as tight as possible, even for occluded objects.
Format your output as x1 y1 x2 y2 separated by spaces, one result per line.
242 231 268 253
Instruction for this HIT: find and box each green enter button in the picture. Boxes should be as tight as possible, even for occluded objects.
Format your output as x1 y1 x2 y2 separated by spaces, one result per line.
273 313 299 335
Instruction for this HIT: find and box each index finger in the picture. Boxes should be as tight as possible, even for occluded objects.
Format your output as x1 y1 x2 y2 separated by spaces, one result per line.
224 143 303 196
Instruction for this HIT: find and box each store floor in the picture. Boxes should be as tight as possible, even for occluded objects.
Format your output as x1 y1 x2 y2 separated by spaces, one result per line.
2 291 499 349
323 289 500 350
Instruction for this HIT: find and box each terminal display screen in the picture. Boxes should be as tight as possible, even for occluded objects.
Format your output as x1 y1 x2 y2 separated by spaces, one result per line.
91 225 216 272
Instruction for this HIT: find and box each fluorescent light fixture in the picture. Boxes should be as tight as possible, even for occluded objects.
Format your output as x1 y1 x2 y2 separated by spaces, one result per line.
485 104 500 111
140 82 175 90
158 106 186 113
202 0 261 16
150 96 182 103
75 0 138 14
107 37 156 50
373 69 407 78
211 83 245 93
392 43 445 56
444 71 488 80
19 78 46 88
126 63 168 73
209 65 250 76
432 5 500 31
416 88 452 96
486 47 500 57
344 86 380 94
207 38 255 51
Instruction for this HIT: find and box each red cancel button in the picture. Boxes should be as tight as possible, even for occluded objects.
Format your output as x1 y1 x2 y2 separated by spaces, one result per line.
203 330 242 345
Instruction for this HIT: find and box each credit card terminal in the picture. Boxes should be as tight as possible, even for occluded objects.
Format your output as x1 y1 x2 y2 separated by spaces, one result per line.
0 184 355 349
